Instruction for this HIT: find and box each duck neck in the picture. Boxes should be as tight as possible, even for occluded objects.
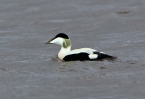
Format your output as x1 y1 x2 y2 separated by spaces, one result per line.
58 39 72 60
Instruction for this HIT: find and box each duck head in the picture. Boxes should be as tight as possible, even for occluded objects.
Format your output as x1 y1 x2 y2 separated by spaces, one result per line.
45 33 71 48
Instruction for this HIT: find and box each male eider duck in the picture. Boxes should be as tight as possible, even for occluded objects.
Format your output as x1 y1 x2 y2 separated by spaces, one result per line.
45 33 116 61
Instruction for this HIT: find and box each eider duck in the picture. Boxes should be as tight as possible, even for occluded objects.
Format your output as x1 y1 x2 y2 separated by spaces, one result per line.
45 33 116 61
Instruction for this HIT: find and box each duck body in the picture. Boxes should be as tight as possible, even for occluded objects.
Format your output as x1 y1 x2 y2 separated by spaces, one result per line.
62 48 97 61
45 33 116 61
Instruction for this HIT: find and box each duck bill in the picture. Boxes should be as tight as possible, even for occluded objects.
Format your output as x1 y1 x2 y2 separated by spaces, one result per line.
45 37 55 44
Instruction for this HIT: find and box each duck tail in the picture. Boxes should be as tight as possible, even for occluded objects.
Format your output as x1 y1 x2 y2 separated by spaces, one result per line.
94 52 117 61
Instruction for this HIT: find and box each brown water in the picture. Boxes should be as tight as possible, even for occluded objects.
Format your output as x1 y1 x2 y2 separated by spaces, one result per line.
0 0 145 99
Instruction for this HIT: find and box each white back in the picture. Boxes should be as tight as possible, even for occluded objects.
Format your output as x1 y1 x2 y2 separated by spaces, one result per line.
68 48 97 55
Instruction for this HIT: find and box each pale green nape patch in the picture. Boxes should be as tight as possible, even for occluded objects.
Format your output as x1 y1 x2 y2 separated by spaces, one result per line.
63 39 71 48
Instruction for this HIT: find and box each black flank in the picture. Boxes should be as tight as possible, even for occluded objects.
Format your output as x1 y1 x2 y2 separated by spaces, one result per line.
63 53 91 61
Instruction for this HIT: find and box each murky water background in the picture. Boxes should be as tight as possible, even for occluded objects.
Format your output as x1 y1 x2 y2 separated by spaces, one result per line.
0 0 145 99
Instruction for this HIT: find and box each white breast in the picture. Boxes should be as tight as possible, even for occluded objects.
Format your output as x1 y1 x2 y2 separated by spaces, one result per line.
58 46 71 60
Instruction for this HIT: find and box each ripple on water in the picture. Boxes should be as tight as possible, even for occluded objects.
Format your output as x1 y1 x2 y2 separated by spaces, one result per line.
49 19 72 23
